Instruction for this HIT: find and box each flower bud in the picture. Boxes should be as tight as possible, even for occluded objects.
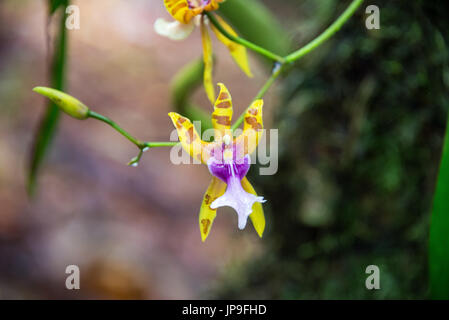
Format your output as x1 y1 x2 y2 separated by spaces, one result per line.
33 87 89 120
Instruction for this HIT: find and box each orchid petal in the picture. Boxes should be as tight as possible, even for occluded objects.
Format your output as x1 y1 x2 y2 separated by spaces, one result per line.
235 99 264 157
199 177 227 242
208 155 266 230
154 18 195 41
211 15 253 78
168 112 210 163
204 0 222 12
211 83 233 139
163 0 201 24
210 177 265 230
201 16 215 104
241 177 265 238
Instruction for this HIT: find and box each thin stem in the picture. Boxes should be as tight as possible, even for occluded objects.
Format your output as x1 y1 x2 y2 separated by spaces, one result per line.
285 0 364 63
205 12 285 64
88 110 144 148
87 110 179 166
144 141 179 148
230 0 364 129
65 0 364 155
207 0 363 66
232 63 284 130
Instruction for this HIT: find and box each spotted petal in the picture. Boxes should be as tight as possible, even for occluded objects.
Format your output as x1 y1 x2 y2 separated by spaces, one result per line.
168 112 210 163
203 0 223 12
163 0 201 24
201 16 215 104
199 177 227 242
235 99 264 158
241 177 265 238
211 83 233 139
210 15 253 78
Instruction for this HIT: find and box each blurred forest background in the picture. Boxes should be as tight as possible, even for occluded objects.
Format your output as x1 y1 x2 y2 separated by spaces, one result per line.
0 0 448 299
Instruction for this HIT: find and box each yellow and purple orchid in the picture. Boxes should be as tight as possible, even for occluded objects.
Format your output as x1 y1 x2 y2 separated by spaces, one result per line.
155 0 253 103
168 83 265 241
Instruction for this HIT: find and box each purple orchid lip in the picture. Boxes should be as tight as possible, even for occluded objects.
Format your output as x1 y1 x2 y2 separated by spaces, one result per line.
209 142 248 165
208 149 250 182
207 153 266 229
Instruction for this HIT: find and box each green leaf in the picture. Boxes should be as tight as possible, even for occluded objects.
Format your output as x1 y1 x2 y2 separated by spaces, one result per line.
28 2 69 195
429 112 449 299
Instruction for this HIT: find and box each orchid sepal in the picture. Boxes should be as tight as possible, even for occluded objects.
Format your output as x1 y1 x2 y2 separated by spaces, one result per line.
167 83 266 241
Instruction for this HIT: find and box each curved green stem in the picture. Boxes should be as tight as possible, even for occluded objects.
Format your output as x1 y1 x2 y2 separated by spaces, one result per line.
205 12 286 64
88 110 145 148
88 110 178 151
208 0 363 65
230 0 364 129
231 63 284 130
285 0 364 63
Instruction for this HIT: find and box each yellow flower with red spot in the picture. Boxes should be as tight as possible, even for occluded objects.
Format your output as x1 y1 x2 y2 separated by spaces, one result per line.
155 0 253 103
168 83 265 242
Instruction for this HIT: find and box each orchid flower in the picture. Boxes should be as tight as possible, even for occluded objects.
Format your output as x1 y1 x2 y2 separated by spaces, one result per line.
168 83 265 241
155 0 253 103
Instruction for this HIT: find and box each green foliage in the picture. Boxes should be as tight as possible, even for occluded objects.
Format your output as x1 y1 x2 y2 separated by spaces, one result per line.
28 1 69 195
213 0 449 299
428 5 449 297
430 114 449 299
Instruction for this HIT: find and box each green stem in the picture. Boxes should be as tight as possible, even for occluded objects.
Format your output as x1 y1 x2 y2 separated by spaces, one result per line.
230 0 364 129
231 63 284 130
285 0 364 63
144 141 179 148
88 110 178 150
86 111 140 149
88 110 179 166
208 0 363 65
205 12 286 64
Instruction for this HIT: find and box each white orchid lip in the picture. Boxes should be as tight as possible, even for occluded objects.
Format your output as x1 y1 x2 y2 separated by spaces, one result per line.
207 153 266 229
